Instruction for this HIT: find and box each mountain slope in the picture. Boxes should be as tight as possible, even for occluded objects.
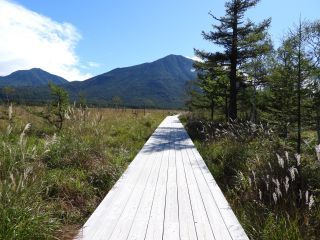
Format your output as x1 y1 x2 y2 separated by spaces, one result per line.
0 55 196 108
68 55 196 108
0 68 68 87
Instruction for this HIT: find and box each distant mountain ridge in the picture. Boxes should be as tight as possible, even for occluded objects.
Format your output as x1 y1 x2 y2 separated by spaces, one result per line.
0 68 68 87
0 55 196 108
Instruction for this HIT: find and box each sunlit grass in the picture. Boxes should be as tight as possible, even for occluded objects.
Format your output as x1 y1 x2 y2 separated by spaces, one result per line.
183 113 320 240
0 104 165 239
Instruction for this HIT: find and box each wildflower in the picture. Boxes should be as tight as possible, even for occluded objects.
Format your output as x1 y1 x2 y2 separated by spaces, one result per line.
272 178 280 189
285 151 289 163
251 170 257 189
284 176 290 193
23 123 32 133
277 154 285 168
265 181 269 191
45 133 58 149
276 186 282 198
273 192 278 204
295 154 301 166
65 112 70 120
259 189 262 200
268 162 272 171
309 195 315 210
8 104 13 121
299 189 302 200
10 172 16 189
19 123 31 146
288 167 298 181
315 145 320 163
248 177 252 187
252 170 256 181
256 155 260 163
6 125 12 135
265 175 270 191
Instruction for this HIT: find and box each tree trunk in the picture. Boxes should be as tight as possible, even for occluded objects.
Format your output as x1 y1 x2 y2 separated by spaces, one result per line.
229 11 238 121
250 85 257 123
317 113 320 144
297 19 302 154
225 88 229 122
210 99 214 121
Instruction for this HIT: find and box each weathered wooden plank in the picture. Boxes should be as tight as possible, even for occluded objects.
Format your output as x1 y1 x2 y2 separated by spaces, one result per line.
185 140 232 239
162 125 180 240
179 130 216 240
124 131 168 240
190 147 249 240
108 141 164 240
126 149 165 240
76 116 248 240
144 125 172 240
175 128 198 240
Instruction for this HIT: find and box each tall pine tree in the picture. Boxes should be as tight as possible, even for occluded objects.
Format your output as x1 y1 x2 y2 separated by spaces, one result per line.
195 0 271 120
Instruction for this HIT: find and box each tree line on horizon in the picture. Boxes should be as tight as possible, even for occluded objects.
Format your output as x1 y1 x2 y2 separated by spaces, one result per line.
187 0 320 153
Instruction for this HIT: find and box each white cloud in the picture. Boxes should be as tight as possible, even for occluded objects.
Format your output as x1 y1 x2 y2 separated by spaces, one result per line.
186 56 204 62
0 0 92 80
87 61 101 68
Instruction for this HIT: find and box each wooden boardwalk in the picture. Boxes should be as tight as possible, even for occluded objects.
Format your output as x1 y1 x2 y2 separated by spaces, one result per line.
76 116 248 240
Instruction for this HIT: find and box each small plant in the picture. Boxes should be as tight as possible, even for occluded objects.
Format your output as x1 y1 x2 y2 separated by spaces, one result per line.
42 82 69 130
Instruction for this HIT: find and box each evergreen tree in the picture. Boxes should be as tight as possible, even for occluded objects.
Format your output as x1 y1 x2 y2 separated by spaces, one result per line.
289 20 315 153
305 21 320 144
195 0 271 120
188 60 228 120
266 41 298 137
242 52 272 122
44 82 69 130
266 29 313 148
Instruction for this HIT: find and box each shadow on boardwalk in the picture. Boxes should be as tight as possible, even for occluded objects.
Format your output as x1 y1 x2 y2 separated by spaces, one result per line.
142 126 193 153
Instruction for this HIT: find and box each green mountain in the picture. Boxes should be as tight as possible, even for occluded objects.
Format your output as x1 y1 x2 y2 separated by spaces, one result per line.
0 68 68 87
67 54 196 108
0 55 196 108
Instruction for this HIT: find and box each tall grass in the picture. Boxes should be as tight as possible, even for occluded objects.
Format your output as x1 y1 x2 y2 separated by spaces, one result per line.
184 114 320 240
0 105 165 239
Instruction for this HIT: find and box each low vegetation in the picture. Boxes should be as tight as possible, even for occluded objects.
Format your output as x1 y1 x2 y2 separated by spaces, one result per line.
181 114 320 239
0 104 165 239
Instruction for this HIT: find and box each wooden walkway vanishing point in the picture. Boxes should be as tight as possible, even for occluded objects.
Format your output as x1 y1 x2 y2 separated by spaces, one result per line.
76 116 249 240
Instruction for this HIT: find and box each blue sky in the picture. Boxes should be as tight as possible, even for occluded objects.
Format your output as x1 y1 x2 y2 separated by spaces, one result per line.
0 0 319 80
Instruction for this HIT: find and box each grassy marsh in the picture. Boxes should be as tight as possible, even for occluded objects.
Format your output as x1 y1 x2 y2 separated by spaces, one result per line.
0 105 165 239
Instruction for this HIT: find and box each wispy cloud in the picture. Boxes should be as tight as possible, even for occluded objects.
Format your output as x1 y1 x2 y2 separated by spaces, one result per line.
0 0 92 80
87 61 101 68
186 56 203 62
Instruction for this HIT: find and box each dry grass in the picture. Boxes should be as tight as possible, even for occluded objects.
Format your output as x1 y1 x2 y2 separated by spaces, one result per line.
0 104 166 239
183 114 320 240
